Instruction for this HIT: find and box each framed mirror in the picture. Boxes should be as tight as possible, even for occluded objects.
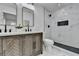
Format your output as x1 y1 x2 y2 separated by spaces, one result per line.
22 7 34 27
2 3 17 26
3 12 17 26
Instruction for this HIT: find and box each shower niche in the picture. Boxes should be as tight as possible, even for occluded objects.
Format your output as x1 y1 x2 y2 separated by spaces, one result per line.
57 20 69 26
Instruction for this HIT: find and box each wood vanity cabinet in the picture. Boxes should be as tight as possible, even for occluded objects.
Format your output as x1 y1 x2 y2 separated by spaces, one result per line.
0 33 43 56
2 36 23 56
22 34 33 56
23 33 43 56
0 37 3 56
32 34 42 55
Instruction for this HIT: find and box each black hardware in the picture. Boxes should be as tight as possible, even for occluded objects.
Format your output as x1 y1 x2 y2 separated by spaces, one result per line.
25 29 27 32
4 25 7 32
0 29 2 33
49 14 52 17
48 25 50 28
27 29 29 32
9 29 11 32
30 29 32 31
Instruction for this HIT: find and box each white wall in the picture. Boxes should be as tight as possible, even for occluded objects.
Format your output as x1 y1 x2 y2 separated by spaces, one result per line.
44 9 52 39
51 4 79 48
0 4 44 33
33 5 44 32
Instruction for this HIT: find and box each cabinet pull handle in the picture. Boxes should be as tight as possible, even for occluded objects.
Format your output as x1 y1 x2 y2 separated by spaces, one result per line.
33 41 36 50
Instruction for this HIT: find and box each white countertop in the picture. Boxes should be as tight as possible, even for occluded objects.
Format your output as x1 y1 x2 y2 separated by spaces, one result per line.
0 31 43 37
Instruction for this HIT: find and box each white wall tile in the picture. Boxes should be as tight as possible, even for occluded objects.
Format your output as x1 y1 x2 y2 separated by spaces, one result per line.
51 4 79 48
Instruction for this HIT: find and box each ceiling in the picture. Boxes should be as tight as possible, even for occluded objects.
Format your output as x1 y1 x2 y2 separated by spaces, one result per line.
35 3 72 13
0 3 73 13
0 3 16 8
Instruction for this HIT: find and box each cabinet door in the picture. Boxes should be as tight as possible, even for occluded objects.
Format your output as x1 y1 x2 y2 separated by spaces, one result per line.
0 37 3 56
32 34 43 55
3 36 22 56
22 35 33 56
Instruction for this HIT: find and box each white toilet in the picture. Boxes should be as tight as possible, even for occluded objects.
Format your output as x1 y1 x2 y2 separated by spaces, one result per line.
43 39 54 52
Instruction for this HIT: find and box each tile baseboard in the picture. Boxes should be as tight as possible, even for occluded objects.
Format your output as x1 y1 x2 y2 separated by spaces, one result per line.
54 42 79 54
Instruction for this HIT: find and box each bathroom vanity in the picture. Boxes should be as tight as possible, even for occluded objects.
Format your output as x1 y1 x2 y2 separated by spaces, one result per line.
0 32 43 56
0 3 43 56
